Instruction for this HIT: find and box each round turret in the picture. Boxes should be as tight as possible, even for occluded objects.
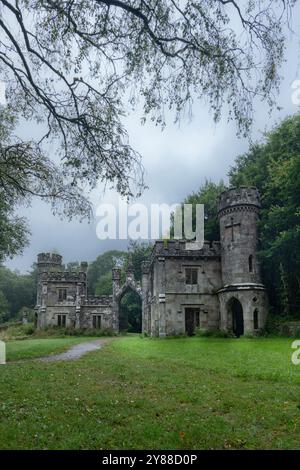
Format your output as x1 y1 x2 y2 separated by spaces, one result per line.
37 252 63 273
218 187 261 285
218 186 260 215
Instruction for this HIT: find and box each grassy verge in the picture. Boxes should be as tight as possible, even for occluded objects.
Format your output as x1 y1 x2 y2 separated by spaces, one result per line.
0 336 300 449
5 337 98 362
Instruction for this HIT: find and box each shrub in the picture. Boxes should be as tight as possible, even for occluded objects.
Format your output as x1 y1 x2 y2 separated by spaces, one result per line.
195 328 234 338
23 324 35 335
34 326 117 338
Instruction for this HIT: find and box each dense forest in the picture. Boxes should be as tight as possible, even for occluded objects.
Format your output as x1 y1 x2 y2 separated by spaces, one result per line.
1 114 299 324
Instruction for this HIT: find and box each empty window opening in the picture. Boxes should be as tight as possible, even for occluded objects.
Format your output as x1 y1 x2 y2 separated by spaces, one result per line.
58 288 67 301
57 314 67 327
92 315 102 329
185 268 198 285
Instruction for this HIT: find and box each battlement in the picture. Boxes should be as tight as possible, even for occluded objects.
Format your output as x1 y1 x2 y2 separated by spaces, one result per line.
41 270 86 282
148 239 221 265
218 187 260 216
37 252 62 266
82 296 112 306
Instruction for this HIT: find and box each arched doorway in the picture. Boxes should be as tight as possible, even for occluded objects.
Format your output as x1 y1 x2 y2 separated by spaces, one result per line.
229 298 244 337
119 287 142 333
112 266 143 333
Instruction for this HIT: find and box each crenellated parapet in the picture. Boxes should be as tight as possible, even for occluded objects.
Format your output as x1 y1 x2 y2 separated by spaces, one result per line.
82 296 113 306
43 271 86 282
37 252 63 269
218 186 260 218
148 240 221 266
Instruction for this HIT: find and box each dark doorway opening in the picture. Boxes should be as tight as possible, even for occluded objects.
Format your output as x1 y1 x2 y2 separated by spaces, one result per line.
119 289 142 333
185 308 200 336
231 299 244 337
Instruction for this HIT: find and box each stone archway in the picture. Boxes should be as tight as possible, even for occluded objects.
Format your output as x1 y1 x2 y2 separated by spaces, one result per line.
112 266 143 333
228 298 244 337
118 286 142 332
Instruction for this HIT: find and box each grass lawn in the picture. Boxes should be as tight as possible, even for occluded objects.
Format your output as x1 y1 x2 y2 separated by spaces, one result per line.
0 336 300 450
5 337 98 362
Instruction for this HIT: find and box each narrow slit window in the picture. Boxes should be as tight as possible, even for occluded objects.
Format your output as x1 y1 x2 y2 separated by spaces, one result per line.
249 255 253 273
253 309 259 330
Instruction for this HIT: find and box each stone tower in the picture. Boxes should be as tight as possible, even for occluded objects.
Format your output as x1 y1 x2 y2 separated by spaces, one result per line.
36 253 63 328
217 187 268 335
36 253 63 305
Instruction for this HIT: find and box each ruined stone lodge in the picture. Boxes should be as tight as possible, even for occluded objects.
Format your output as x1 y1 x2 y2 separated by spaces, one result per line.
35 187 268 337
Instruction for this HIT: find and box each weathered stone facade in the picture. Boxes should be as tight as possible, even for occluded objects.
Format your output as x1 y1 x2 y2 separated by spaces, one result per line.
141 187 268 337
36 187 268 336
35 253 114 330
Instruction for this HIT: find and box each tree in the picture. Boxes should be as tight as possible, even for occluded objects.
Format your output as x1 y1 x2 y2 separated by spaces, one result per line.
0 108 92 261
95 271 113 296
125 240 153 281
171 180 227 242
120 290 142 333
0 265 37 322
0 0 295 203
0 290 9 323
0 193 29 262
229 113 300 316
87 250 125 295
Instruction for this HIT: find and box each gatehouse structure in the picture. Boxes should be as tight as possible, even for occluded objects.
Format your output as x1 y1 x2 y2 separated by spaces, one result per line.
35 187 268 336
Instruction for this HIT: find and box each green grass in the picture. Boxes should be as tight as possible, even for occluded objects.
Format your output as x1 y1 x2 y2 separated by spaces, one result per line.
1 336 300 449
5 337 97 362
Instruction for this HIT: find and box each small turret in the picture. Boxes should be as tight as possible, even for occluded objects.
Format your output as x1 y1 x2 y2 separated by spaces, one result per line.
218 187 261 285
37 252 63 274
36 253 63 310
217 187 268 336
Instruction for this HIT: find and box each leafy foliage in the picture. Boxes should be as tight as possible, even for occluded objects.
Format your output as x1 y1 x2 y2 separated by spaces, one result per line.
0 0 295 204
229 114 300 316
0 265 36 322
120 290 142 333
89 242 152 331
88 250 125 295
0 108 93 262
125 240 153 281
172 180 227 242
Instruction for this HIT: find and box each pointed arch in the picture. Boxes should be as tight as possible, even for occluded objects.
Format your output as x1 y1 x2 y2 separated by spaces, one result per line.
113 275 143 333
227 297 244 337
116 279 142 302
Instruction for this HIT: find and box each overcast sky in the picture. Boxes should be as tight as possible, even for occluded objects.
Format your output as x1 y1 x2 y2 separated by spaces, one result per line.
5 8 300 273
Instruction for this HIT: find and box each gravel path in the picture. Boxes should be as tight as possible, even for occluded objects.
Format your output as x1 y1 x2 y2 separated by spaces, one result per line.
38 339 106 362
